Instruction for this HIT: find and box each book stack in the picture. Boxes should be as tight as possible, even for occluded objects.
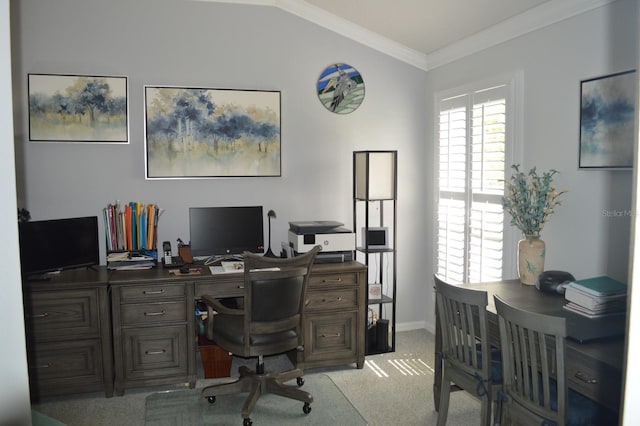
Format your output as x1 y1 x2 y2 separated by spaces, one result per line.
106 251 155 270
563 275 627 318
103 201 165 253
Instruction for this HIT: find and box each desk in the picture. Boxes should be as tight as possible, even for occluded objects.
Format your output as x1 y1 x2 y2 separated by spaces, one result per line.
433 279 624 413
109 261 367 395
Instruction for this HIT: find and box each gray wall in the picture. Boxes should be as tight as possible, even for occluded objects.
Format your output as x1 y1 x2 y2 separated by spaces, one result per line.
2 0 31 423
10 0 429 329
424 0 637 330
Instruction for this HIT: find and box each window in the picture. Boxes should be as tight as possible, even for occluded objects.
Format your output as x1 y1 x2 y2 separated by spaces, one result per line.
436 79 517 284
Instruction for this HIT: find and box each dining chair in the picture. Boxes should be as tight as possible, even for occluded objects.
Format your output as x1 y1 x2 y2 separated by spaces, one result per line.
434 275 502 426
494 295 618 426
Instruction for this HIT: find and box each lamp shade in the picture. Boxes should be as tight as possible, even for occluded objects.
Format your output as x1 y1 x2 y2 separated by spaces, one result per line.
354 151 397 200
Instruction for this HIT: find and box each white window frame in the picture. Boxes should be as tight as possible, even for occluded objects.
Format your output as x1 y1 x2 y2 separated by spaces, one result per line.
433 72 523 283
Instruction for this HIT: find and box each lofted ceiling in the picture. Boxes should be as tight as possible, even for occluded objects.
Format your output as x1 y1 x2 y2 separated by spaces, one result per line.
198 0 618 70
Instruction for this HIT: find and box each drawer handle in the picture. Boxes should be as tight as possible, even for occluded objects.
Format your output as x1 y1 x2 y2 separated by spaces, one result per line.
146 349 166 355
36 363 51 369
321 297 343 303
321 332 342 338
31 312 49 319
144 310 166 316
237 285 244 289
322 278 343 283
575 371 598 384
143 289 165 295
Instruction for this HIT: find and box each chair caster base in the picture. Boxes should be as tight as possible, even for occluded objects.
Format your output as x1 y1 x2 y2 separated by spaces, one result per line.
303 402 311 414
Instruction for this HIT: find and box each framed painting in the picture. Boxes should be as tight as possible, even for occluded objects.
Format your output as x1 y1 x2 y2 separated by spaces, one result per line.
579 70 636 169
28 73 129 143
144 86 281 179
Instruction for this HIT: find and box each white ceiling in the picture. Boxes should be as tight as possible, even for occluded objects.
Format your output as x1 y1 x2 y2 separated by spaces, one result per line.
304 0 551 56
198 0 618 70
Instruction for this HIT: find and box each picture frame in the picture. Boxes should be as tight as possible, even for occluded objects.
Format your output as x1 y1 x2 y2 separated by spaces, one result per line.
144 86 281 179
579 70 636 169
28 73 129 143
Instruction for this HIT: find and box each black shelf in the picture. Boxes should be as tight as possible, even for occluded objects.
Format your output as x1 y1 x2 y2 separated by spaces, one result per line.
353 150 397 356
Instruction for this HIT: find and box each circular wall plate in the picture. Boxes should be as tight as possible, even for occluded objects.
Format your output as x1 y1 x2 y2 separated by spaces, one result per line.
317 63 365 114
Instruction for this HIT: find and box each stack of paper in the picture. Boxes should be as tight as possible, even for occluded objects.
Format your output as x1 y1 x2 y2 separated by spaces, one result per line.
107 251 155 270
563 276 627 318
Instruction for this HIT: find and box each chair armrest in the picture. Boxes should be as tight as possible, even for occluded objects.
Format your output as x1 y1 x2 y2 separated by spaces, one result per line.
201 294 244 316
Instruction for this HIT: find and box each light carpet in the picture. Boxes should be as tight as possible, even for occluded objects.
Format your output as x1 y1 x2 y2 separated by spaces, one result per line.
145 373 366 425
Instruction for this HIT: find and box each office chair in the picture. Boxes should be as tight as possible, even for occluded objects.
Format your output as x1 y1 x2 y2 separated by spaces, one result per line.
433 275 502 426
201 246 320 426
494 295 617 426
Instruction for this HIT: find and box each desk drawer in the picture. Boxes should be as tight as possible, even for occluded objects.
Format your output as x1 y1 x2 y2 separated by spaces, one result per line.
119 283 186 302
305 311 357 362
306 289 358 312
120 302 187 326
25 289 100 339
28 339 104 396
309 272 358 288
122 325 189 380
196 280 244 298
567 353 621 412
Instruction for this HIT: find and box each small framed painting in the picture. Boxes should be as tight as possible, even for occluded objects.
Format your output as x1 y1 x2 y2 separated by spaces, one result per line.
144 86 281 179
28 73 129 143
579 70 636 169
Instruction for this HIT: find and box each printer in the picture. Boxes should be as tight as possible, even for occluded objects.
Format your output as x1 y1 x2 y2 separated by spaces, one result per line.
288 221 355 263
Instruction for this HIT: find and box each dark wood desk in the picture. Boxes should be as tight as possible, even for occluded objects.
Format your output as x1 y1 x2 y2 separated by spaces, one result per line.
433 280 624 413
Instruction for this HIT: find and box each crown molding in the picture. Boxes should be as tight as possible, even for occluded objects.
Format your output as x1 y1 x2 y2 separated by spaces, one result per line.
195 0 619 72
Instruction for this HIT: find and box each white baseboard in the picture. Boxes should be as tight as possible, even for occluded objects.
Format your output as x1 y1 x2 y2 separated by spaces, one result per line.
395 320 436 335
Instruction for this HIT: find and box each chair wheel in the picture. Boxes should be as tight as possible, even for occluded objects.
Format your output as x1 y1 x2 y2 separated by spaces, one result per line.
243 418 252 426
207 396 216 404
303 402 311 414
297 377 304 387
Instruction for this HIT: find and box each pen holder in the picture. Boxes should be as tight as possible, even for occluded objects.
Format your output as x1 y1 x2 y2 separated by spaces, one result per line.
178 245 193 263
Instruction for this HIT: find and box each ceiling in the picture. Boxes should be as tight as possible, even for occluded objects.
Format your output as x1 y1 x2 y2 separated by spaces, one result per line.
304 0 551 56
199 0 617 70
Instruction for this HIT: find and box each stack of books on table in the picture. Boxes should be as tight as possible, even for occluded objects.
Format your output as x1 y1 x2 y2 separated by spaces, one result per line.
563 275 627 318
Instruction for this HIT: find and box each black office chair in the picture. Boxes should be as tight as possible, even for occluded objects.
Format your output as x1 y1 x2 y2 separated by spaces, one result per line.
201 246 320 426
434 275 502 426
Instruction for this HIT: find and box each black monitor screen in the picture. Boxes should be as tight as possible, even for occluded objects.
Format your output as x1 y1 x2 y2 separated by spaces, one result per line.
19 216 100 276
189 206 264 258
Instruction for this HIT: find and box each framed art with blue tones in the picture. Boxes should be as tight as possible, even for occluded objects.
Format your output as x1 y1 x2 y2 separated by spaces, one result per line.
144 86 281 179
579 70 636 169
317 63 365 114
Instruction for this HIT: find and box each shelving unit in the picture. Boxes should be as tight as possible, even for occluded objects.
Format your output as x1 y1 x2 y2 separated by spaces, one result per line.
353 150 397 355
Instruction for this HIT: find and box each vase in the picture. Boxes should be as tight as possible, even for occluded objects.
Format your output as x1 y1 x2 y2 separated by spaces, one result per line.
517 235 545 285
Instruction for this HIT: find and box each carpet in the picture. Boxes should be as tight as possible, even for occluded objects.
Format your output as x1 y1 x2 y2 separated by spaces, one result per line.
145 373 367 425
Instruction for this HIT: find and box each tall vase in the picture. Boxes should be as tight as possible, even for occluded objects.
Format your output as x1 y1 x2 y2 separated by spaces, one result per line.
517 235 545 285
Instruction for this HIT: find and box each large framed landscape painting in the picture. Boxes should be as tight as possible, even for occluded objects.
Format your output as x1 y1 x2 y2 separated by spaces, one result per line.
144 86 281 179
579 70 636 169
28 74 128 143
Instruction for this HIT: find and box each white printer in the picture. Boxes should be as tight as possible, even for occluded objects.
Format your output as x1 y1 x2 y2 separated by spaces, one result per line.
288 221 355 263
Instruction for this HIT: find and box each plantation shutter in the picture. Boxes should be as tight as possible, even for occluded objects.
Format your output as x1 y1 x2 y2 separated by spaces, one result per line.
437 85 506 283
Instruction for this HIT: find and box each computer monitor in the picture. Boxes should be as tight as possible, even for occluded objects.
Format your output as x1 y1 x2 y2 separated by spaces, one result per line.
19 216 100 277
189 206 264 263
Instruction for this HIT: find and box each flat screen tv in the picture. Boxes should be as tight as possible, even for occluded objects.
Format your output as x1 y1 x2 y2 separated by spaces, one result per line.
189 206 264 263
19 216 100 277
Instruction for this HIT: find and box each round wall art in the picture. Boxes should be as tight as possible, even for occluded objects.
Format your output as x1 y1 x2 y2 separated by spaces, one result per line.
317 63 365 114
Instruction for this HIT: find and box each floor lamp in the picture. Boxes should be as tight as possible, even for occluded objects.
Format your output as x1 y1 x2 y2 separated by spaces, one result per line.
264 209 277 257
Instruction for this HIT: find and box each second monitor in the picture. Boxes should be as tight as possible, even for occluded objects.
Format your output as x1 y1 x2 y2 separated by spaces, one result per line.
189 206 264 265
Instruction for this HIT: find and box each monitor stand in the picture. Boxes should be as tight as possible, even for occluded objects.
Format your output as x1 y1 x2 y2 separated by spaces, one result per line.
203 254 244 266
